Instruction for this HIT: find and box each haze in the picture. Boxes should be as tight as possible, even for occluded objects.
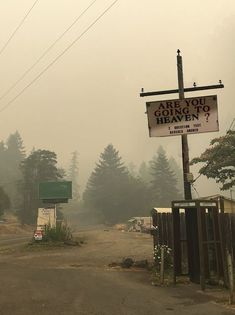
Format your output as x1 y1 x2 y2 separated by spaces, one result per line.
0 0 234 196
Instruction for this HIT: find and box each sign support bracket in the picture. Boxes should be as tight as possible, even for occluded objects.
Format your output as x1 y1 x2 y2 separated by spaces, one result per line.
140 84 224 98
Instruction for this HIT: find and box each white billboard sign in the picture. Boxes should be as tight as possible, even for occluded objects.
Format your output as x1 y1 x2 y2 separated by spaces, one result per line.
146 95 219 137
37 207 56 228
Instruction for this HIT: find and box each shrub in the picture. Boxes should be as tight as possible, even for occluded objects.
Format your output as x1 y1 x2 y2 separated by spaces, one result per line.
43 222 73 242
154 244 173 272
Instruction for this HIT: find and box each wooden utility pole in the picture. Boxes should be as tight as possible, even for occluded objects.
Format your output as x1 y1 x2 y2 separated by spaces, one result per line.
140 50 224 283
177 50 199 283
177 49 192 200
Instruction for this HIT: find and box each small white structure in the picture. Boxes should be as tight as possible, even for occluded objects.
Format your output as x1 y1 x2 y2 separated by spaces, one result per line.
153 207 171 213
127 216 152 232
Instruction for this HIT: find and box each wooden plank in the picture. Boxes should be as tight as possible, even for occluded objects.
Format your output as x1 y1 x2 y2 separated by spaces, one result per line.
158 214 163 245
167 213 173 248
172 208 181 277
197 205 206 290
201 208 210 278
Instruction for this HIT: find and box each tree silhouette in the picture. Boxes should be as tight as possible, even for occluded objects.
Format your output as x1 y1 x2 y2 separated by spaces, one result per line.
150 146 180 207
191 130 235 190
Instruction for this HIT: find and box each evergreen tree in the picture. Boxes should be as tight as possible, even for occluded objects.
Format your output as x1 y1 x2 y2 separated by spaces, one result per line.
18 149 64 224
138 161 151 185
0 131 25 209
83 144 151 224
150 146 179 207
168 157 183 198
5 131 25 165
0 187 10 217
68 151 80 200
0 141 7 185
83 144 127 223
127 162 137 178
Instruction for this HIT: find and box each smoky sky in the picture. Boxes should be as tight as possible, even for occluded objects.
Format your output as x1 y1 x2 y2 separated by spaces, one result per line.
0 0 234 196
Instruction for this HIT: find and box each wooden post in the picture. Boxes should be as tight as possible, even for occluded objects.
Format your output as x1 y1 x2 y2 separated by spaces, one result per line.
218 212 229 287
172 207 181 284
177 50 192 201
160 246 165 285
197 203 205 290
227 248 234 304
226 215 234 304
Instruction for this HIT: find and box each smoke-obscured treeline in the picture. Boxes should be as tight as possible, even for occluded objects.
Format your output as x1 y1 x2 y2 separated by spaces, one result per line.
0 131 183 225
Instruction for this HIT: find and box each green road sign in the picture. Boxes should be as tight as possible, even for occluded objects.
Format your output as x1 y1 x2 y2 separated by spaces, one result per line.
39 181 72 202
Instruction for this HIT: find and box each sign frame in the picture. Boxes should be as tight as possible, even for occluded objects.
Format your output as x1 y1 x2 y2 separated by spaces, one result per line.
146 94 219 137
38 181 72 203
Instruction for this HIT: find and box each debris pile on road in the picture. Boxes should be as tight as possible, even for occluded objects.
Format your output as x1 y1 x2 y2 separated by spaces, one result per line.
108 258 149 269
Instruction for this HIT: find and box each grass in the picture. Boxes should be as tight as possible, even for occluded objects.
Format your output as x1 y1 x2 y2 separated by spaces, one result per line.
26 222 85 250
43 222 73 242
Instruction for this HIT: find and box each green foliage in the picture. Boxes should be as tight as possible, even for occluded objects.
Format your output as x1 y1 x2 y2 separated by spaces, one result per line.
21 149 62 184
150 146 180 207
191 130 235 190
154 244 173 272
43 223 72 242
127 162 137 177
138 161 152 184
18 149 64 224
0 187 10 217
168 157 183 198
83 144 151 224
0 131 25 209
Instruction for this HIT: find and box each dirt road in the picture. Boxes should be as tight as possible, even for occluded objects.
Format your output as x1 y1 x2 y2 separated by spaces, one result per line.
0 227 233 315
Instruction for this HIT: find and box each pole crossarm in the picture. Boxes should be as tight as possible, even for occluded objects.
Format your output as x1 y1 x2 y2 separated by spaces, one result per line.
140 84 224 97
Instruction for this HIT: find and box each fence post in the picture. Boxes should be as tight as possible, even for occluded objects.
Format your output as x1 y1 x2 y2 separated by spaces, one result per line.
226 215 234 304
160 246 165 285
227 248 234 304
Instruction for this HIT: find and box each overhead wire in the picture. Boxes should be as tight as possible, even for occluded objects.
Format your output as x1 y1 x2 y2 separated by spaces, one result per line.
191 183 200 198
229 118 235 131
0 0 40 57
0 0 119 114
0 0 98 103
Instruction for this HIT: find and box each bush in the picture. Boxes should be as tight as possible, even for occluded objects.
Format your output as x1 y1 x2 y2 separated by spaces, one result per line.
43 222 73 242
154 244 173 272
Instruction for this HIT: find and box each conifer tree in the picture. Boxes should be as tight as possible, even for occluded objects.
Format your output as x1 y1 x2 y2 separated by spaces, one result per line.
84 144 128 223
138 161 151 185
0 187 10 217
68 151 80 200
84 144 152 223
168 157 183 198
18 149 63 224
150 146 179 207
0 131 26 209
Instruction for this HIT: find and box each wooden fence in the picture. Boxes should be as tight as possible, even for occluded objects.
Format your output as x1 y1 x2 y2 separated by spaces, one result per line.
152 211 235 284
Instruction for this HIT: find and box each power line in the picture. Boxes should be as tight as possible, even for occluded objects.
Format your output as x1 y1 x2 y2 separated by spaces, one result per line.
0 0 119 114
191 183 200 198
0 0 98 103
228 118 235 131
0 0 40 57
